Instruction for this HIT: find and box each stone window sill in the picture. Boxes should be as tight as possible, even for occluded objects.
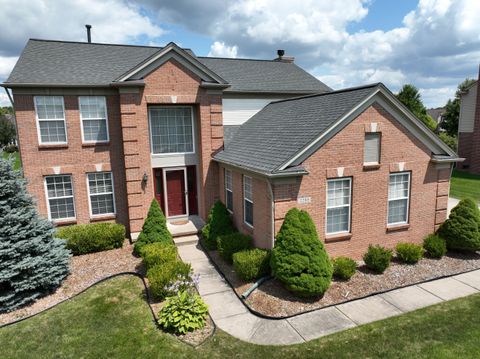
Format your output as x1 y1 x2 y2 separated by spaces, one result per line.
325 232 352 242
386 223 410 232
363 163 381 170
82 142 110 148
53 219 77 226
39 144 68 150
90 214 117 222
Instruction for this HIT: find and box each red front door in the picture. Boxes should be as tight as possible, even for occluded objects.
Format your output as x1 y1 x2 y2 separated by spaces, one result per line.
165 170 187 216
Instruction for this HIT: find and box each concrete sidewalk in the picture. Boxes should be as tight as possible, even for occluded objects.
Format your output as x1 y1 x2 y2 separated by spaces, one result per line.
178 239 480 346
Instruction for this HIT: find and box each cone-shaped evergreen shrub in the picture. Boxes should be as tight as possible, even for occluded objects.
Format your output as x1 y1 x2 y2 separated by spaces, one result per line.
134 199 173 255
438 198 480 252
0 155 70 313
271 208 332 297
201 201 235 250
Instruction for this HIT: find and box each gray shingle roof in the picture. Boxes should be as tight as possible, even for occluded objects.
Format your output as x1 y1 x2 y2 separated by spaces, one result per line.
198 57 331 93
5 39 330 93
214 84 379 175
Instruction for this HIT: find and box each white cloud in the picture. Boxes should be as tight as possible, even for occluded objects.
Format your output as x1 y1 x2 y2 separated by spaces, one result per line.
208 41 238 57
0 57 18 80
0 92 11 107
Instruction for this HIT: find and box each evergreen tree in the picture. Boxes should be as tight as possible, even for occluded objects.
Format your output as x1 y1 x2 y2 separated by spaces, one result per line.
201 201 235 250
133 199 173 255
0 155 70 312
271 208 332 297
396 84 437 131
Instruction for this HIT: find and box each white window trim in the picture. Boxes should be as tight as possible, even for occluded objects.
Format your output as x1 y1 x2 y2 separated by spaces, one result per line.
225 169 233 213
34 96 68 145
243 175 253 228
44 175 76 221
325 177 352 235
79 96 110 144
86 172 116 218
148 106 196 156
387 172 411 226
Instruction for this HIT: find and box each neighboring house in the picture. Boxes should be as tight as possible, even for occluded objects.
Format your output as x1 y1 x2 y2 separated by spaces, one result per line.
427 107 445 125
3 39 460 258
458 78 480 174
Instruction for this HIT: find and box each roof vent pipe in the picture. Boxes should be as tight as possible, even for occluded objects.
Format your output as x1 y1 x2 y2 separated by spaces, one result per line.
277 49 285 57
275 49 294 63
85 24 92 43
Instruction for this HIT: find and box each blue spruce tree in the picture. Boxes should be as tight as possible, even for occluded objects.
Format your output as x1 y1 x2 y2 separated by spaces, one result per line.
0 155 70 312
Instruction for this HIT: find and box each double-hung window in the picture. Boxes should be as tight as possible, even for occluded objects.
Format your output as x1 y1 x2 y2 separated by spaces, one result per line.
79 96 109 143
326 178 352 234
225 169 233 212
45 175 75 220
149 107 194 154
87 172 115 216
243 175 253 227
35 96 67 144
364 132 381 165
388 172 410 225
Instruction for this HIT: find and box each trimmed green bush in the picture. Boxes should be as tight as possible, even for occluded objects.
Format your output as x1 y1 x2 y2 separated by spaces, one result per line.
270 208 332 297
332 257 357 280
217 232 253 263
134 199 173 256
396 242 424 264
201 201 235 250
141 242 178 270
363 245 393 273
147 260 192 300
158 290 208 335
233 248 271 281
57 223 125 256
423 234 447 258
437 198 480 252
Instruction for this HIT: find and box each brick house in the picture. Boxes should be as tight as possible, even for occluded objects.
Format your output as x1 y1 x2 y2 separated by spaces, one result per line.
458 76 480 174
3 39 460 258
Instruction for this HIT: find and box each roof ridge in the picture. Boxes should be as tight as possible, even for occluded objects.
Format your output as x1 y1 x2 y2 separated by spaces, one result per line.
198 56 284 63
28 38 183 50
268 83 381 105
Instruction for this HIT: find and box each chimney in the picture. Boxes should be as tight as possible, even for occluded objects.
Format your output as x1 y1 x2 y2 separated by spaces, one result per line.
275 49 294 63
85 24 92 43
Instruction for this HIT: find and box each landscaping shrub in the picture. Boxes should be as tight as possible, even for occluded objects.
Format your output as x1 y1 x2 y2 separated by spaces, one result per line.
201 201 235 250
423 234 447 258
270 208 332 297
141 242 178 270
0 156 70 312
395 242 424 264
57 223 125 256
332 257 357 280
158 290 208 335
4 144 18 153
233 248 271 281
363 245 393 273
437 198 480 252
217 232 253 263
147 260 192 300
134 199 173 256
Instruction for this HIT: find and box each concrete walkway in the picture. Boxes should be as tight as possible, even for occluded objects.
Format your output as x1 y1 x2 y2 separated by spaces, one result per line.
178 239 480 345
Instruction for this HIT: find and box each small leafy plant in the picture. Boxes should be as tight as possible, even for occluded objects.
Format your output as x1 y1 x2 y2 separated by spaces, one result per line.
233 248 270 281
423 234 447 259
332 256 357 280
396 242 424 264
363 245 393 274
158 291 209 335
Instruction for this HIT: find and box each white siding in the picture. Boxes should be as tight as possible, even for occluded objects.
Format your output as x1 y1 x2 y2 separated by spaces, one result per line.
459 83 477 133
222 98 284 126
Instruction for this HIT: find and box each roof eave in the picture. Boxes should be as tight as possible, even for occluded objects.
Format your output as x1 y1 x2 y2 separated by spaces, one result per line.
431 156 464 163
213 156 308 178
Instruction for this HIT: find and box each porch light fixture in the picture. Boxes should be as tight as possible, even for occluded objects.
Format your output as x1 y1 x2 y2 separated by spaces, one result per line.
142 172 148 184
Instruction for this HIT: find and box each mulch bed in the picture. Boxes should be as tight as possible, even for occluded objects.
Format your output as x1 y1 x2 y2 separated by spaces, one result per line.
208 249 480 318
0 239 143 326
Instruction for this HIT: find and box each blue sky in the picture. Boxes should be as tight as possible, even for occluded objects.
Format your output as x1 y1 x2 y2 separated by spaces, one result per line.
0 0 478 107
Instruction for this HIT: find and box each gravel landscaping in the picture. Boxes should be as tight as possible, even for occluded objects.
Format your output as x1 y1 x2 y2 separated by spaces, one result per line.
208 249 480 317
0 239 142 325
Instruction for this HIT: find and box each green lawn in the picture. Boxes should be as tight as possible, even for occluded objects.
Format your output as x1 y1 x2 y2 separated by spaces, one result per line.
1 151 21 170
1 276 480 359
450 170 480 203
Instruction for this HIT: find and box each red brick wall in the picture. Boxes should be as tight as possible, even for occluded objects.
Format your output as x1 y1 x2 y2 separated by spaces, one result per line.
272 103 449 259
218 166 273 248
13 93 129 229
469 79 480 175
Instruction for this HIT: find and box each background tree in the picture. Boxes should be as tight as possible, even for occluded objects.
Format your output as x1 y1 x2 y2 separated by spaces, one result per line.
396 84 438 131
0 155 70 312
0 116 16 147
440 78 476 136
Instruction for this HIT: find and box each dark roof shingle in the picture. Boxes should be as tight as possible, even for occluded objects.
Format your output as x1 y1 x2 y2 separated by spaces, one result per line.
214 84 379 174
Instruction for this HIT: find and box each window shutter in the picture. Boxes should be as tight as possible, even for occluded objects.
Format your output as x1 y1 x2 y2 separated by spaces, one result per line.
364 133 380 163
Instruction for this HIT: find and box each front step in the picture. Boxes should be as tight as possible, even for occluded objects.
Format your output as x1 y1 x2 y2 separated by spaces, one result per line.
173 234 200 247
167 215 205 238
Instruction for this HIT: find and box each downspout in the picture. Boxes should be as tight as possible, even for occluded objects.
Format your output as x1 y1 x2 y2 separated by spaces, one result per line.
266 179 275 249
3 87 22 173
